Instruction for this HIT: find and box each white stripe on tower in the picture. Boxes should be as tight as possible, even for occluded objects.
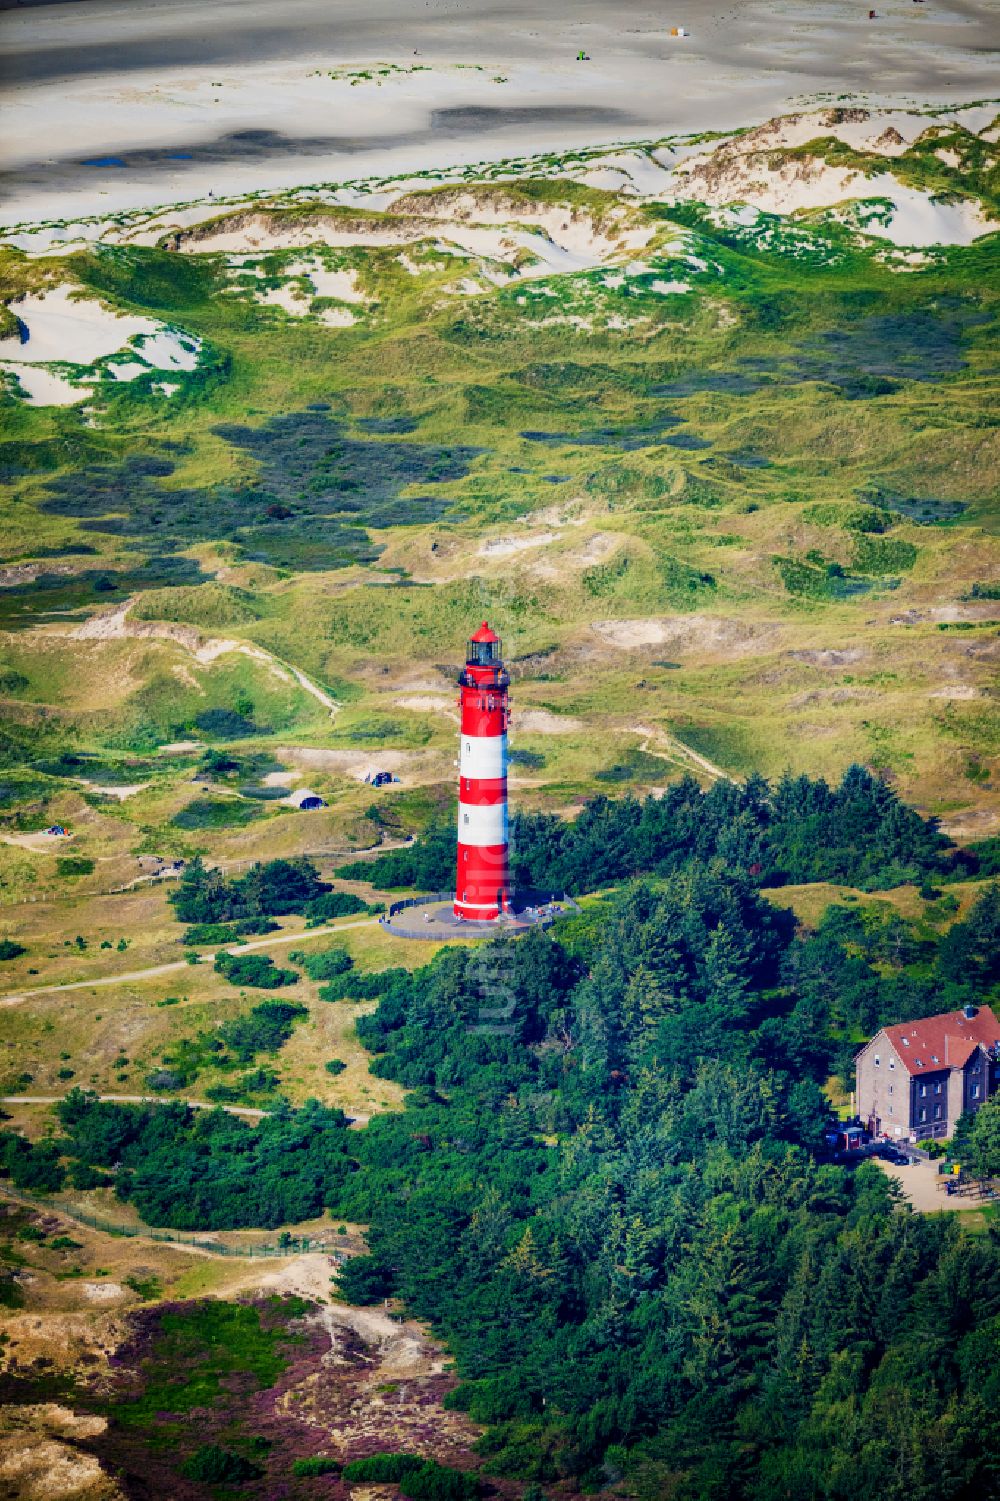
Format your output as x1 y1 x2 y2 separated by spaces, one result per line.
457 802 508 848
459 735 507 779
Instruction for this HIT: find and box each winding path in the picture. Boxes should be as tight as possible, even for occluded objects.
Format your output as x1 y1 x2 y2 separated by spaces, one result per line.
0 1092 271 1118
0 914 378 1005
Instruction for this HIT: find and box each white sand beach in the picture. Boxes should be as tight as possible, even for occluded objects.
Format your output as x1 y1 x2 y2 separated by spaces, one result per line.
1 0 998 227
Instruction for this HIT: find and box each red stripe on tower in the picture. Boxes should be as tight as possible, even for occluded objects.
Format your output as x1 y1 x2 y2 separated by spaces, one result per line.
455 622 510 920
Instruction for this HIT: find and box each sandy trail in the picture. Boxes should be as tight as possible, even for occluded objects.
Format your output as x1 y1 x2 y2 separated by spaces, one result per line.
0 1093 271 1118
0 914 377 1005
629 723 729 784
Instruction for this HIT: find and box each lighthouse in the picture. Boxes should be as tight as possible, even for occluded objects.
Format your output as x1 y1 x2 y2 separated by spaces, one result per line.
455 622 510 920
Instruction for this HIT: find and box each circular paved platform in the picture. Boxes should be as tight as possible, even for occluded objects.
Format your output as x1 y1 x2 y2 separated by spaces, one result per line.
381 891 577 941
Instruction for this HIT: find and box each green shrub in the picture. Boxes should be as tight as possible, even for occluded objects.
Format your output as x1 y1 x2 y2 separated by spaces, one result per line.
342 1454 426 1483
215 999 306 1059
295 947 353 982
320 967 409 1002
341 1454 477 1500
56 857 95 878
325 1059 347 1076
292 1456 341 1477
214 952 299 988
184 917 280 945
336 1256 396 1304
145 1069 183 1092
0 1272 24 1309
402 1464 478 1501
181 1445 263 1484
124 1273 163 1301
69 1161 113 1190
851 534 918 575
182 922 241 946
205 1067 280 1102
171 855 328 924
0 1131 66 1192
0 939 25 961
304 889 372 924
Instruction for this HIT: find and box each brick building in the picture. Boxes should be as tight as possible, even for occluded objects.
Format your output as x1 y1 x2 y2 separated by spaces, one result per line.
855 1004 1000 1142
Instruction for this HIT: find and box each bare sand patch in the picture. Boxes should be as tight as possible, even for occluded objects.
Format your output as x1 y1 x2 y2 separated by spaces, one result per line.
276 745 433 782
593 615 780 656
394 694 457 716
319 306 357 327
1 364 89 405
527 529 624 580
0 1404 122 1501
0 287 160 365
79 781 150 800
0 287 202 405
263 768 299 788
81 1281 126 1304
230 255 368 320
515 709 582 734
478 531 558 558
256 282 311 314
789 647 866 667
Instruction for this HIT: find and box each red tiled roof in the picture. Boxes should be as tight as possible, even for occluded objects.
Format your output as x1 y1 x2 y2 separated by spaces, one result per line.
881 1005 1000 1076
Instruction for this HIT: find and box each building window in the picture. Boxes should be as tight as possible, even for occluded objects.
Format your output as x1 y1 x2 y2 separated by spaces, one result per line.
934 1082 942 1094
463 813 469 824
920 1084 927 1097
919 1108 927 1122
888 1085 893 1096
934 1105 942 1119
874 1055 881 1067
889 1059 896 1070
971 1084 980 1100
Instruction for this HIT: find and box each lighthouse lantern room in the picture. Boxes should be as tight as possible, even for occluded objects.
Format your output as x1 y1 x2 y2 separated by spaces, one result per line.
455 622 510 920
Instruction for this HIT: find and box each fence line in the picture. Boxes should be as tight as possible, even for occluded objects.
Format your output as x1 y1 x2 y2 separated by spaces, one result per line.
0 1182 338 1259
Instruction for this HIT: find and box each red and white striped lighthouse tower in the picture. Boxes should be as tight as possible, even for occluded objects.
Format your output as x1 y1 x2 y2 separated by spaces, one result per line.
455 622 510 920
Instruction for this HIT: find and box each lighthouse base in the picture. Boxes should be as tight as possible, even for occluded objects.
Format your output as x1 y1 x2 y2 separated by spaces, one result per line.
382 890 578 943
453 893 509 922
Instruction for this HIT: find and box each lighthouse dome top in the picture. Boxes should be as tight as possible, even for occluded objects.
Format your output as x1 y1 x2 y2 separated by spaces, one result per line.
466 621 503 668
